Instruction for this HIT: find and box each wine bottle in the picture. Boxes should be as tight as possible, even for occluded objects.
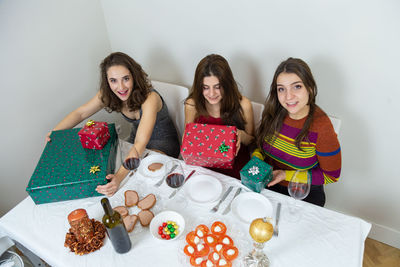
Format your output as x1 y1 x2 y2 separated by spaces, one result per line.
101 198 132 253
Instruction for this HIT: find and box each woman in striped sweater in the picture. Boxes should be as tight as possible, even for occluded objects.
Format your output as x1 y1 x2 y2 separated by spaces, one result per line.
253 58 341 207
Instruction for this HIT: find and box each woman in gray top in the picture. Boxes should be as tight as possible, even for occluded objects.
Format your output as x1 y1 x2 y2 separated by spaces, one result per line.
121 88 180 158
46 52 180 196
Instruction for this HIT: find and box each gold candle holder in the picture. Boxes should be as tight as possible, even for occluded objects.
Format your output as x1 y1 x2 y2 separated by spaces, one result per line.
244 217 273 267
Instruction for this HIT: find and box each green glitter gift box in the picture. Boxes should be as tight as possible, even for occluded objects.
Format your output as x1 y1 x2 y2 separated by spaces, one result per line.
240 156 273 193
26 124 118 204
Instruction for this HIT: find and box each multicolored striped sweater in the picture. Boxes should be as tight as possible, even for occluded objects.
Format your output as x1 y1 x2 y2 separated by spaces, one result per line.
253 106 341 185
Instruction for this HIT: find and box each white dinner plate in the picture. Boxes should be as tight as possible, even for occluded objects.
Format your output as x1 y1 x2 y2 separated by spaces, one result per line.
231 192 273 223
184 175 223 203
137 154 169 178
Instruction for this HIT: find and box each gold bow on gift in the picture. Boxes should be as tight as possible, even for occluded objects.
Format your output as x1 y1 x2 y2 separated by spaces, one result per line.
89 165 100 174
86 120 95 127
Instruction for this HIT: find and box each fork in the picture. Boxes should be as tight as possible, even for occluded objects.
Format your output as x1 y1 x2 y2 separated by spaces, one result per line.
273 202 282 236
210 186 233 213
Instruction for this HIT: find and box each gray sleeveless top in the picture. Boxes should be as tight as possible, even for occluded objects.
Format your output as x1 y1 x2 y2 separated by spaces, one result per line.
121 89 180 158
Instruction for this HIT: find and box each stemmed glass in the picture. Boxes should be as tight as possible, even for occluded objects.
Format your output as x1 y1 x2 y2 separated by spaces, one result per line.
122 147 141 177
287 170 311 222
165 160 185 189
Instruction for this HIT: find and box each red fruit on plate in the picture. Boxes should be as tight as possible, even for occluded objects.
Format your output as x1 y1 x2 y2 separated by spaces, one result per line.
204 234 218 247
222 246 239 261
211 221 227 236
184 244 196 257
218 235 234 247
186 231 201 246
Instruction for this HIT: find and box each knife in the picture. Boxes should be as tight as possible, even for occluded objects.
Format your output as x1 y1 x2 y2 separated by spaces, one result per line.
169 170 196 199
273 202 282 236
154 164 178 187
222 187 242 215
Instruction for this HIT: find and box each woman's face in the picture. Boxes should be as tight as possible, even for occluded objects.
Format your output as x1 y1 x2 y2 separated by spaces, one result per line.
107 65 133 102
202 75 223 105
276 72 310 120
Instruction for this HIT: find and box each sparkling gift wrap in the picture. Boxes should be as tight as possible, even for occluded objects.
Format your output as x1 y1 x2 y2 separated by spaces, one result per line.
240 156 273 193
78 120 110 150
26 124 118 204
181 123 237 168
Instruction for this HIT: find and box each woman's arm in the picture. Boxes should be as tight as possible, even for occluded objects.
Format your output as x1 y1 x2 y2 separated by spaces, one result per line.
184 98 197 126
46 92 104 141
131 91 162 156
238 96 255 145
96 92 162 196
268 117 342 186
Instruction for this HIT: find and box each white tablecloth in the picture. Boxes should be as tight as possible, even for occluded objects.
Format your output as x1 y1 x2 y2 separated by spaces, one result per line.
0 150 371 267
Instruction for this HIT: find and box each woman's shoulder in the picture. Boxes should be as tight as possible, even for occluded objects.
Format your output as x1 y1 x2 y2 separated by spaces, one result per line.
184 97 195 106
141 91 162 111
312 106 336 134
239 96 252 110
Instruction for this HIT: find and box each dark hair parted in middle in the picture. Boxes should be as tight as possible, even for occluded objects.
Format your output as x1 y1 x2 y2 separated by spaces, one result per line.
256 57 318 151
187 54 246 129
99 52 152 112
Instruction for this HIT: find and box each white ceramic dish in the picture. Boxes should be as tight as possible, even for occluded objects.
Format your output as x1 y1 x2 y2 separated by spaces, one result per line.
137 154 169 178
231 192 273 223
149 210 185 241
184 175 223 203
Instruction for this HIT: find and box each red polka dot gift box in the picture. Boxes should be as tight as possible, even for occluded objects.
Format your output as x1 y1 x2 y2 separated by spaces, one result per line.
181 123 237 169
26 124 118 204
78 120 110 150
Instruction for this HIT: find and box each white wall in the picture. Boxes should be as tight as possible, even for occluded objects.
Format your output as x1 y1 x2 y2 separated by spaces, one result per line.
100 0 400 247
1 0 399 249
0 0 113 215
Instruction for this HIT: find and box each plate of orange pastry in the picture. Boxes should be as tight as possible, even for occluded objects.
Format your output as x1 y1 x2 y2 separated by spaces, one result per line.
183 221 239 267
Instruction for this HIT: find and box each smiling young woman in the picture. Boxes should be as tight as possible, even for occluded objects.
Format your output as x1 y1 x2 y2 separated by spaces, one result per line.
184 54 255 179
254 57 341 207
46 52 180 197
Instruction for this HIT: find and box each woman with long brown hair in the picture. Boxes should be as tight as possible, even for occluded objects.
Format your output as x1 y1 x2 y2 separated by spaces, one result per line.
46 52 180 196
254 57 341 206
185 54 255 179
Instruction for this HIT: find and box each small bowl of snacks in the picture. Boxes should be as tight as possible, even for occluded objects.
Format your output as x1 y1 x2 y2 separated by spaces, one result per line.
150 210 185 241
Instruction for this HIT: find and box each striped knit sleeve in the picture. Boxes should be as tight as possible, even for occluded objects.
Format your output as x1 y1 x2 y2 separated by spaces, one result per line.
311 117 341 185
252 148 265 161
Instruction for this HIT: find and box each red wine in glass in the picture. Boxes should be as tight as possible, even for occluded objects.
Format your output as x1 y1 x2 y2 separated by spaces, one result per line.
166 173 184 188
123 157 140 171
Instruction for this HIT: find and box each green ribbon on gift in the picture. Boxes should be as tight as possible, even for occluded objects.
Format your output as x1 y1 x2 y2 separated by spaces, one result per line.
218 142 229 153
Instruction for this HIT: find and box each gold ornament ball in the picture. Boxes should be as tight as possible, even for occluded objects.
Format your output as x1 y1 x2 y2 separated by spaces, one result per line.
249 217 274 243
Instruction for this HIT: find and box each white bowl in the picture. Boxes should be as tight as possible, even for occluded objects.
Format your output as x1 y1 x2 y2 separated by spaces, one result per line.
149 210 185 241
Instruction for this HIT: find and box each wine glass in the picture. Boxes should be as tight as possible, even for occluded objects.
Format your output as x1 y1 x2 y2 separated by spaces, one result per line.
287 170 311 222
122 147 141 177
165 160 185 189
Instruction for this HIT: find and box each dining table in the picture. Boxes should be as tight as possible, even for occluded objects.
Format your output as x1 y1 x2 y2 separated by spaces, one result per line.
0 141 371 267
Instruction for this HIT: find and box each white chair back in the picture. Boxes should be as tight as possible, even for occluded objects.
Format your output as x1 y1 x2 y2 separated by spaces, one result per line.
251 101 265 129
328 115 341 135
152 80 189 139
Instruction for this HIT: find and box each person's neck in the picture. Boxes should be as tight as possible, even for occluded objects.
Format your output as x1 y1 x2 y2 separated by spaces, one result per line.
205 102 221 118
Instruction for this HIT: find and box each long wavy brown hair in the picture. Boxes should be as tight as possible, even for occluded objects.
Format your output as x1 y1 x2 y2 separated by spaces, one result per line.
187 54 245 129
99 52 151 112
256 57 318 152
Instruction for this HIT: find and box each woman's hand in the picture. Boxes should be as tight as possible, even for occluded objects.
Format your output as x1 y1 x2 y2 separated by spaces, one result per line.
45 131 52 142
267 170 286 187
96 174 121 197
235 131 243 156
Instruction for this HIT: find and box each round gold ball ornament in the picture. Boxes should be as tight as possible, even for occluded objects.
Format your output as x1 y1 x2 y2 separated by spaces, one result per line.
249 218 274 243
244 217 274 267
